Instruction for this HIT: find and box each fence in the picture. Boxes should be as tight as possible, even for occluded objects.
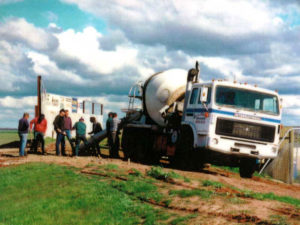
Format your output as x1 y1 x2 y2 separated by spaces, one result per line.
261 127 300 184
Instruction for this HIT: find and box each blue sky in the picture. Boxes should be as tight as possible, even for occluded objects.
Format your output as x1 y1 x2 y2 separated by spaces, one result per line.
0 0 300 128
0 0 106 31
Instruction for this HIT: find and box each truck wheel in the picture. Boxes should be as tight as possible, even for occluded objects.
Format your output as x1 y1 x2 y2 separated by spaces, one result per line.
172 126 194 170
122 128 136 161
239 158 257 178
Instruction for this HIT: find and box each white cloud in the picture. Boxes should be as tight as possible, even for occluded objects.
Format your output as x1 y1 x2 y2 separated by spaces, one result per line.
195 56 242 80
63 0 280 36
0 96 36 108
0 18 58 51
61 0 284 56
27 51 85 84
53 26 153 76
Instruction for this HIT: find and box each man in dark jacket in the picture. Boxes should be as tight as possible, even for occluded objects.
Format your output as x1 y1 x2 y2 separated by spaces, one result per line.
53 109 66 156
106 112 113 155
89 116 103 156
18 112 29 156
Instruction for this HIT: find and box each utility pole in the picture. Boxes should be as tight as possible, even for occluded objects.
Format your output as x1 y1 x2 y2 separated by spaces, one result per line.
37 75 42 117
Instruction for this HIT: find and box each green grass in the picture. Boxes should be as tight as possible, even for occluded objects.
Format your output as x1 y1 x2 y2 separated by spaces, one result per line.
45 137 55 146
212 165 239 173
202 180 224 188
226 197 246 204
99 163 120 171
0 130 55 147
238 190 300 208
212 165 272 179
169 189 213 199
147 166 189 182
129 168 143 177
269 215 289 225
169 214 198 225
0 163 174 225
0 130 18 146
111 178 171 206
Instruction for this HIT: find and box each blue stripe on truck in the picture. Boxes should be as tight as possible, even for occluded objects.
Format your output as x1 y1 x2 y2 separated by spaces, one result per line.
186 108 281 124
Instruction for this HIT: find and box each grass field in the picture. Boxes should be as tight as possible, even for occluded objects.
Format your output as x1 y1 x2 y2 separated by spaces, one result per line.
0 131 55 147
0 130 19 146
1 162 300 225
0 163 186 225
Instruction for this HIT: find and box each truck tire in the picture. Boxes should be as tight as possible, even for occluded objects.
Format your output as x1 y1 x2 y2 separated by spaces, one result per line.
172 126 194 170
122 127 156 164
239 158 257 178
122 127 137 161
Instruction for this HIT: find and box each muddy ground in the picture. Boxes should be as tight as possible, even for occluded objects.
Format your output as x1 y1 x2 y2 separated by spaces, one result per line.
1 145 300 225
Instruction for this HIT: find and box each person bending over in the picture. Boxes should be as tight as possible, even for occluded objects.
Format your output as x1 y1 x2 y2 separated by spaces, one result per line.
89 116 103 156
73 117 88 157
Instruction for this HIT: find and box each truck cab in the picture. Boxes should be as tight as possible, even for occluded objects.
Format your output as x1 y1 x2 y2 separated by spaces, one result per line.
182 80 282 177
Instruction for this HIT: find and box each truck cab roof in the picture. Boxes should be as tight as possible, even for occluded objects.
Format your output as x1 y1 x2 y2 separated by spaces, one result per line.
193 80 280 97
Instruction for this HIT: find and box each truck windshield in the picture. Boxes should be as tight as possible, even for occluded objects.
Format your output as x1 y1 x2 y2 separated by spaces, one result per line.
215 86 279 115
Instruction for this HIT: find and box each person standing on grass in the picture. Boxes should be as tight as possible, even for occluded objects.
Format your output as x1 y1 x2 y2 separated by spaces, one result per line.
30 114 47 155
110 113 120 158
18 112 29 157
53 109 66 156
88 116 103 156
106 112 113 155
63 110 75 154
73 117 88 157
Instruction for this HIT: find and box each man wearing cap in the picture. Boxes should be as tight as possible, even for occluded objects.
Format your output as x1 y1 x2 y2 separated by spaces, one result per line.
73 117 88 157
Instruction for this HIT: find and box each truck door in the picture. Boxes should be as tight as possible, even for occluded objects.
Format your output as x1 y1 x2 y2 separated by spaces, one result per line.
195 86 211 134
185 87 199 124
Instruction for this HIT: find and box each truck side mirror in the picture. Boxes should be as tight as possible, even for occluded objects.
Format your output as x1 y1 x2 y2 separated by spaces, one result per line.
200 87 208 103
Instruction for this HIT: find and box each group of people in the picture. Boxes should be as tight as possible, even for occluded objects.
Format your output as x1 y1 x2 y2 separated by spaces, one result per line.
17 110 120 157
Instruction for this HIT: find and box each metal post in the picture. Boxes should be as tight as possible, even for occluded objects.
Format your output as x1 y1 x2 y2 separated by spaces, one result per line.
37 75 42 117
288 130 294 184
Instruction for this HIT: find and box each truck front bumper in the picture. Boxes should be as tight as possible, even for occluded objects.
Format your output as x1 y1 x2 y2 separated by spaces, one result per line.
206 135 278 159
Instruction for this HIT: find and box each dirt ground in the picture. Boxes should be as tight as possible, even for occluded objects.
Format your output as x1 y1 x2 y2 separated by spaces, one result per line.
1 146 300 225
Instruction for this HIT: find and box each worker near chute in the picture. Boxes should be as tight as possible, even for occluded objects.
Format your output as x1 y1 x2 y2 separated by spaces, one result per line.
89 116 103 156
30 114 47 155
73 117 88 157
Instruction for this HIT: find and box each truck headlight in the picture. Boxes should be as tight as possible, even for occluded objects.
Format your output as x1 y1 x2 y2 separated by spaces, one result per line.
212 138 218 145
272 147 277 153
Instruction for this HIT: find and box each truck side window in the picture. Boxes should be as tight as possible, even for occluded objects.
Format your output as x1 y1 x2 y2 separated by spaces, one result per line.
189 88 199 104
198 87 211 104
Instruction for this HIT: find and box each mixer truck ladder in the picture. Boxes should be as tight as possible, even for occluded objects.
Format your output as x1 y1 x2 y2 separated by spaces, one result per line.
127 81 143 112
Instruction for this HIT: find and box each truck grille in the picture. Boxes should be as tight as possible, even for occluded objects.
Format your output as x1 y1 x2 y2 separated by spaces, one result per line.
216 118 275 142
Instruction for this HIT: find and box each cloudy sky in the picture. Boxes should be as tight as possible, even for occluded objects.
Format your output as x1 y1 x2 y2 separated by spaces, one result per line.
0 0 299 128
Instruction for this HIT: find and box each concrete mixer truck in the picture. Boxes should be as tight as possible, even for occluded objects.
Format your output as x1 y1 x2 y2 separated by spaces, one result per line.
121 62 282 178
